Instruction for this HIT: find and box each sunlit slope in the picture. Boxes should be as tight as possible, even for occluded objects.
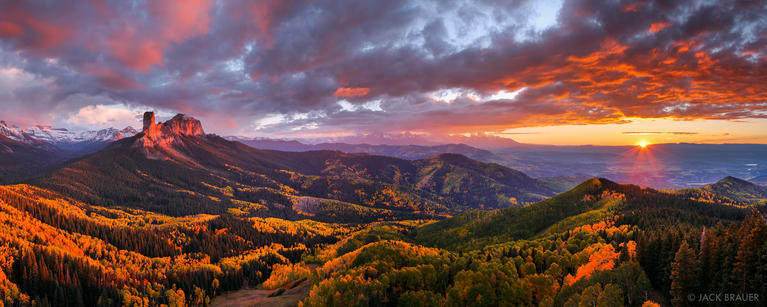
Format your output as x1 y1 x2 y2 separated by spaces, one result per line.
412 178 751 250
0 184 345 306
34 133 559 220
251 178 762 306
677 176 767 205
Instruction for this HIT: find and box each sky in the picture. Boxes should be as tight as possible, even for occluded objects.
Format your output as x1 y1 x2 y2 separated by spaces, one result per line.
0 0 765 145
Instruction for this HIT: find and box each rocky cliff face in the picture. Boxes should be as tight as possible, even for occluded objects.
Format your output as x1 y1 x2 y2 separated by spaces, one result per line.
161 114 205 136
137 111 206 163
142 112 204 137
143 112 155 132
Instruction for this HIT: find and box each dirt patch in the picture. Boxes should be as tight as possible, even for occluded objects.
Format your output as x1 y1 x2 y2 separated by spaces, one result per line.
210 280 312 307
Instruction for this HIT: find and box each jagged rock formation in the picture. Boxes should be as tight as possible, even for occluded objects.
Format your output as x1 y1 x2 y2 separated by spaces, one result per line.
137 112 206 163
142 112 204 137
162 114 205 136
142 112 155 131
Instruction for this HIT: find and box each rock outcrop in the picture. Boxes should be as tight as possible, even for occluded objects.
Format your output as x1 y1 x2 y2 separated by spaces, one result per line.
143 112 155 131
137 111 206 163
162 114 205 136
142 112 204 137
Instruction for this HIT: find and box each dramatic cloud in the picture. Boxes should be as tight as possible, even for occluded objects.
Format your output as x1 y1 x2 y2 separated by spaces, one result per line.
333 87 371 98
0 0 765 141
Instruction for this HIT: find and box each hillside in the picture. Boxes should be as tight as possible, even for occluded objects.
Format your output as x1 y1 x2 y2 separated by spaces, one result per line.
33 112 559 221
0 121 139 184
9 112 764 306
0 183 348 306
677 176 767 206
751 175 767 185
269 177 760 307
0 135 63 183
699 176 767 203
2 173 762 307
412 177 750 250
4 160 765 306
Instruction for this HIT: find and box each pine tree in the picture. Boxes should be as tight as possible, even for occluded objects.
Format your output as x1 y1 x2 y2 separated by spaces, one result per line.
670 241 699 307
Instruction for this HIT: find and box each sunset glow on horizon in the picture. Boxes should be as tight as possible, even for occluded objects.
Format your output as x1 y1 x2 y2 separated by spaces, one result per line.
2 3 767 305
0 0 765 146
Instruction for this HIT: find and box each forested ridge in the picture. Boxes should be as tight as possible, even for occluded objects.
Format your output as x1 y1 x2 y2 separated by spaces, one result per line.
0 185 347 306
33 135 560 220
3 128 767 307
283 178 763 306
1 175 764 306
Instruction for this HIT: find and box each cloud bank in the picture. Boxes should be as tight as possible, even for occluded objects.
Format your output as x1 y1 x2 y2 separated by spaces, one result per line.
0 0 764 138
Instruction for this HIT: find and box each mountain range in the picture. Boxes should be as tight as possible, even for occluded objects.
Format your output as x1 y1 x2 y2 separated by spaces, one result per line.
34 112 559 221
0 120 138 183
1 111 766 306
4 116 766 191
0 120 137 151
227 137 767 189
227 137 505 162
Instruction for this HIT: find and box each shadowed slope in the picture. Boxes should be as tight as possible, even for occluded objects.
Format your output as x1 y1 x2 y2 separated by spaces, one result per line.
32 113 561 220
0 135 63 183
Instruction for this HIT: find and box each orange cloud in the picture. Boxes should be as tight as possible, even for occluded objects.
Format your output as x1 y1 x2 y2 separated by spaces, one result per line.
648 22 671 33
333 87 370 97
621 1 646 12
149 0 212 43
109 37 164 72
105 0 213 72
0 21 23 37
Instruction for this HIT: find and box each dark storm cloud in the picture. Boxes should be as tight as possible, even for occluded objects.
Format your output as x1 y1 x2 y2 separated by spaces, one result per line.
0 0 764 135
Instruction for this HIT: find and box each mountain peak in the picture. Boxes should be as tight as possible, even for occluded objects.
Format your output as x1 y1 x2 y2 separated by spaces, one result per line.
164 114 205 136
143 112 155 131
700 176 767 203
136 111 206 163
720 175 745 182
0 121 12 138
142 112 204 137
712 176 752 188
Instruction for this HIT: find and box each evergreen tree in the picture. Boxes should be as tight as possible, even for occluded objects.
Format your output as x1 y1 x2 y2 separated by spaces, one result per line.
670 241 699 306
597 284 623 307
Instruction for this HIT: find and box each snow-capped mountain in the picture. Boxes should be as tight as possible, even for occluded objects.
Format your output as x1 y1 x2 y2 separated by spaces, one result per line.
0 120 137 148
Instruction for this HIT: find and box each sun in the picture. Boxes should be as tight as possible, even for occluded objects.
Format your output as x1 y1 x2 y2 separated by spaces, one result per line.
637 140 650 148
